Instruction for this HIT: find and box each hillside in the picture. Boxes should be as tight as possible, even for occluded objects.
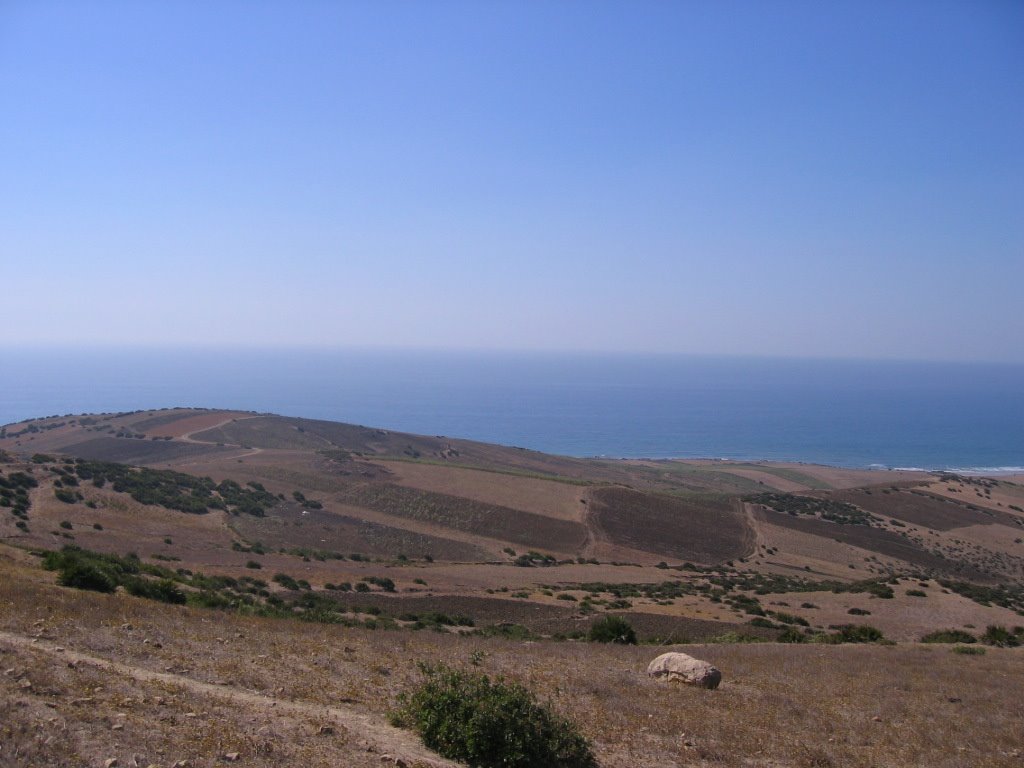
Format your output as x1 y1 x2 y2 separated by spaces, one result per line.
1 408 1023 767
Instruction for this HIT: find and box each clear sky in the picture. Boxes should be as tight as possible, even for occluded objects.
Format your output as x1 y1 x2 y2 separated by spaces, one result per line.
2 1 1022 362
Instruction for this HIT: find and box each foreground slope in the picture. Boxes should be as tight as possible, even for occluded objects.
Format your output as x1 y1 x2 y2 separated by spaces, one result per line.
1 546 1023 768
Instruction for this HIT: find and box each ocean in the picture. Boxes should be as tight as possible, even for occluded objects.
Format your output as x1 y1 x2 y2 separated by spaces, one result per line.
2 347 1022 472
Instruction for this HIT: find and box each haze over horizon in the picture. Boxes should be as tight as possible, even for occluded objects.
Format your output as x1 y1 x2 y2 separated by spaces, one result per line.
2 2 1022 363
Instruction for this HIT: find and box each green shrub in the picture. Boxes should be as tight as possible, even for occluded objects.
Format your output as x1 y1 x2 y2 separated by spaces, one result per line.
125 577 186 604
54 488 77 504
921 629 976 644
272 573 300 590
364 575 396 592
832 624 884 643
587 615 637 644
56 560 116 593
952 645 986 655
777 627 808 643
389 663 596 768
981 625 1022 647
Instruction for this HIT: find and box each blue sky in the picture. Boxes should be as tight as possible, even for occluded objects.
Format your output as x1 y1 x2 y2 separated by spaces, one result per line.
2 1 1022 361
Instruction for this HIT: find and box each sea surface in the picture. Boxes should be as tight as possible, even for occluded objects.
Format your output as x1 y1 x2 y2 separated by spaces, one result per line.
2 347 1022 472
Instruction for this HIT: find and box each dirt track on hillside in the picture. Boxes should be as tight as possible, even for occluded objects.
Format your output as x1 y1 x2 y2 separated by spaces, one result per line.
0 630 457 768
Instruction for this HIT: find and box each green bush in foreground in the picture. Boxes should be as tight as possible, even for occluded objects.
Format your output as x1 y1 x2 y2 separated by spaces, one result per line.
587 615 637 645
56 560 117 593
390 663 596 768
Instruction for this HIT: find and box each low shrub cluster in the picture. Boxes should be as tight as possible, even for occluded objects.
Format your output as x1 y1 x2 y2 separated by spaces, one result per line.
42 546 185 604
746 492 878 526
72 459 279 516
389 663 597 768
587 615 637 644
0 469 36 520
921 629 976 644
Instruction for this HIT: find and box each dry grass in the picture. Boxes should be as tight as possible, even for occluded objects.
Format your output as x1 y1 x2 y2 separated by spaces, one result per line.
1 549 1022 768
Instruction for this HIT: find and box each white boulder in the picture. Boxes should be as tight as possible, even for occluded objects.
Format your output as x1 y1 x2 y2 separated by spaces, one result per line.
646 652 722 689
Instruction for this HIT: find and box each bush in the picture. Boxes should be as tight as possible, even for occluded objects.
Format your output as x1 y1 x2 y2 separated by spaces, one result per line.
921 629 976 644
833 624 884 643
57 560 116 593
952 645 986 655
54 488 77 504
272 573 300 590
587 615 637 645
777 627 808 643
981 625 1022 648
390 663 596 768
125 577 186 604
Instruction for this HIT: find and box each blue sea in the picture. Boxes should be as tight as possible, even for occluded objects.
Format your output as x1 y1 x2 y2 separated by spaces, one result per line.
2 347 1022 472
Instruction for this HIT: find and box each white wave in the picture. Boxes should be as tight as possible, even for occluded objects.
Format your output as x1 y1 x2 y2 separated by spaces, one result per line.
890 465 1024 475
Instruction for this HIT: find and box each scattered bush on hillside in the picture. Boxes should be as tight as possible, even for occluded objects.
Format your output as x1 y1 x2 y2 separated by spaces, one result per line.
42 545 184 603
746 492 879 526
55 559 117 593
515 551 558 567
587 615 637 645
952 645 986 655
272 573 300 590
817 624 885 644
777 627 809 643
981 625 1022 648
124 577 186 604
70 460 278 516
389 663 597 768
939 580 1024 614
921 629 976 644
363 575 396 592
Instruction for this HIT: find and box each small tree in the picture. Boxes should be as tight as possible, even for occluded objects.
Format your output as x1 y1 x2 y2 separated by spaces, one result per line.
588 615 637 644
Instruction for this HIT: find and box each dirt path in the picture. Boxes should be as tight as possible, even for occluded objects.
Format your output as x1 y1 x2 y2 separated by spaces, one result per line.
579 487 599 559
741 501 767 557
179 414 266 459
0 630 458 768
179 415 255 444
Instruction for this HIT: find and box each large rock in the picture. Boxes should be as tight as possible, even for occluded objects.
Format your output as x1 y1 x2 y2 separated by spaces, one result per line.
647 652 722 689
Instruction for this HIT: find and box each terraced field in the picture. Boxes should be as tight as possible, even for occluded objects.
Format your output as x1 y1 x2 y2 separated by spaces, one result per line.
831 487 1023 531
335 483 589 554
590 487 751 563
